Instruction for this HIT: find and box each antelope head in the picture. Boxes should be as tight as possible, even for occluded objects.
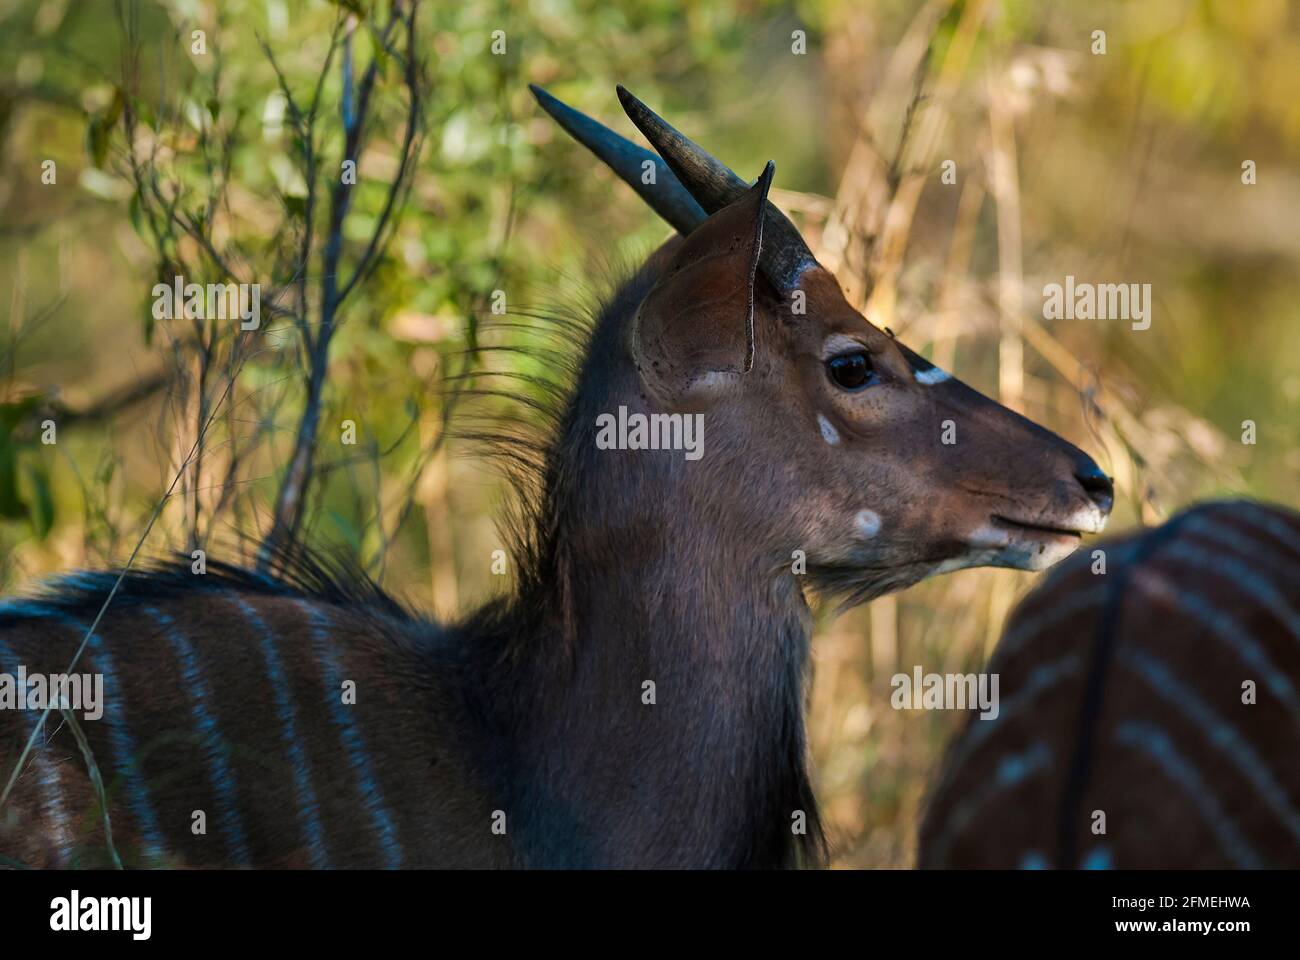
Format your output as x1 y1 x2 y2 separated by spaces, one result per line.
532 85 1112 604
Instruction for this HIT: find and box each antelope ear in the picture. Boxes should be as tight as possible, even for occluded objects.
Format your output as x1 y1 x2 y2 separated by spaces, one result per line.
631 161 773 410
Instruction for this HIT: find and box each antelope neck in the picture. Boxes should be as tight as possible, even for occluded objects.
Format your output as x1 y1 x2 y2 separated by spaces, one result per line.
498 505 818 867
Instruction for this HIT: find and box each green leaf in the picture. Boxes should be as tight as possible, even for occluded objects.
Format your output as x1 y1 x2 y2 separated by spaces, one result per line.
104 88 125 128
23 462 54 540
0 403 32 520
143 292 155 345
86 116 109 168
128 190 143 234
328 0 368 18
0 397 43 521
0 449 22 519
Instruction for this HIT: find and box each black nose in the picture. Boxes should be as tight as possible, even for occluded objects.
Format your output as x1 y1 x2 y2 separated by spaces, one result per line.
1074 460 1114 514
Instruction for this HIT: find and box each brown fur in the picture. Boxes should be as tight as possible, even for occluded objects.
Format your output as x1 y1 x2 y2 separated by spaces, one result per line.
0 584 509 868
919 500 1300 868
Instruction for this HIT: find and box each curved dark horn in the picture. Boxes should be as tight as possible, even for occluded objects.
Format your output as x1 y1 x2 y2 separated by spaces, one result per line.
529 85 707 236
615 84 819 295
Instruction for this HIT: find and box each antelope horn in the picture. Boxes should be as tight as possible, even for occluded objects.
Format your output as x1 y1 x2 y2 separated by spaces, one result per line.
615 84 819 295
529 85 707 236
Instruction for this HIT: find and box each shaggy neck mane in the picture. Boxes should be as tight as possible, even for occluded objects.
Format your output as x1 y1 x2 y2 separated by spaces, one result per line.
457 251 826 868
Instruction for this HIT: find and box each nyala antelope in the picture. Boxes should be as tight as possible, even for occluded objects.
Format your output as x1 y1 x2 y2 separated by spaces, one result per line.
921 499 1300 869
0 86 1113 869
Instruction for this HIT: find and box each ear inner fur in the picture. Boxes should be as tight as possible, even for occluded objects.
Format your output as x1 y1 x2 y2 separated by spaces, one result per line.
631 166 774 408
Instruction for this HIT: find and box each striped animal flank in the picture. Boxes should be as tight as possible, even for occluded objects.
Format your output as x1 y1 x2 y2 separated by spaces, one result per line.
919 500 1300 868
231 596 330 869
0 634 73 865
0 554 507 868
295 601 404 869
145 606 253 866
62 612 168 866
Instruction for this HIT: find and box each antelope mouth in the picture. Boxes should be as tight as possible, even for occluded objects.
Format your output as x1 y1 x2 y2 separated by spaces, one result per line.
991 514 1087 541
957 513 1099 572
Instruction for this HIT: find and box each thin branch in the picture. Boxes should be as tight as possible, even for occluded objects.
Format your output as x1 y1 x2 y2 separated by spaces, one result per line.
261 0 421 566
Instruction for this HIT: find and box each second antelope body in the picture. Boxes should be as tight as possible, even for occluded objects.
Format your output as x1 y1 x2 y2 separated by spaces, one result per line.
0 87 1114 869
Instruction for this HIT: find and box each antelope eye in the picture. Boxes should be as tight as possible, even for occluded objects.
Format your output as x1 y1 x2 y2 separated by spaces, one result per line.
826 351 875 391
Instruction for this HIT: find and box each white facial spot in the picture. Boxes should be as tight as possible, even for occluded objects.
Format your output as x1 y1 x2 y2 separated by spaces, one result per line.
914 365 951 386
854 509 882 539
817 413 840 446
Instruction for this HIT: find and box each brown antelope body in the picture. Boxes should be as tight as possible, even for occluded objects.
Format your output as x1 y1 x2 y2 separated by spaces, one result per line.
0 87 1112 869
920 500 1300 869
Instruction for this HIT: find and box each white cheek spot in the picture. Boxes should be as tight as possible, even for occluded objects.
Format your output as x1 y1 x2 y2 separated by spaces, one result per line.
914 365 951 386
817 413 840 446
854 509 882 539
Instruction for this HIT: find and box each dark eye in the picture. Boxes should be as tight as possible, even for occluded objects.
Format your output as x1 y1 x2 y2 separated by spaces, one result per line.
827 351 875 391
